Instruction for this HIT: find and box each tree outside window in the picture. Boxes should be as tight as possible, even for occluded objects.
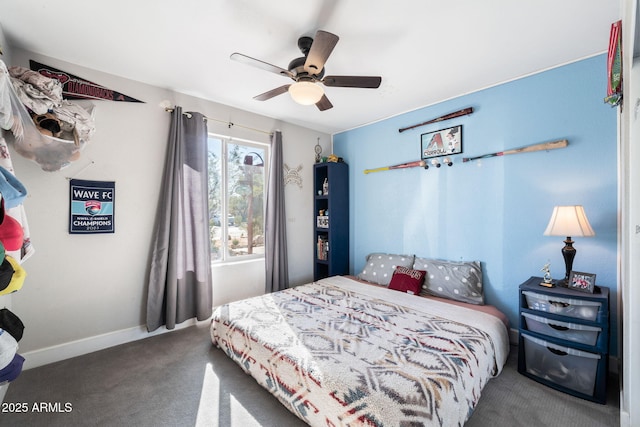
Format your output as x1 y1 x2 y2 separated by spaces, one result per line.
208 136 268 262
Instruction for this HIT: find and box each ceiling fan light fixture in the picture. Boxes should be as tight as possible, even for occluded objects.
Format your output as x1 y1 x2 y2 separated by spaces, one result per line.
289 81 324 105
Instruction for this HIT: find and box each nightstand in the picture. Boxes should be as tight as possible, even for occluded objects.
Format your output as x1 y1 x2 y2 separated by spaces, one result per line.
517 276 609 404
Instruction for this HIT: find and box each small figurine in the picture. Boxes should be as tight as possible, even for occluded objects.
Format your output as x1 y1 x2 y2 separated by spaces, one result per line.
540 262 554 287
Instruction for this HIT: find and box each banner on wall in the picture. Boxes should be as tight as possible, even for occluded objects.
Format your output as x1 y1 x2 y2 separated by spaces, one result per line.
30 60 144 103
69 179 115 234
605 20 622 106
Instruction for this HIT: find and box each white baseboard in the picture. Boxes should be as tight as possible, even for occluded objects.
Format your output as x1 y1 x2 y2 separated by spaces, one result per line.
20 318 208 370
0 382 9 404
509 327 519 345
620 410 630 427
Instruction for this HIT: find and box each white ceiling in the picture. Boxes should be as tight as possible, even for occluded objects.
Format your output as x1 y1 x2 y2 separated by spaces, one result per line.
0 0 620 135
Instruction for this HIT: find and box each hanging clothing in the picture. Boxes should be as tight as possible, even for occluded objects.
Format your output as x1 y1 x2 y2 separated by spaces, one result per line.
0 60 34 263
1 62 95 172
8 66 62 114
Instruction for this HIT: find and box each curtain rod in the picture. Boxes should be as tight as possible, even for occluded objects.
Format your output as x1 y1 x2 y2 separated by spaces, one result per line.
164 107 272 136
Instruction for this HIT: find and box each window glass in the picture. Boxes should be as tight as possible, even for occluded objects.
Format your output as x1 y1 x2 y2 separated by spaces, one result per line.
208 136 267 262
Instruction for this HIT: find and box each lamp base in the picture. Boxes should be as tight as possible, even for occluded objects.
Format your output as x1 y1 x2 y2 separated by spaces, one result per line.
561 236 576 285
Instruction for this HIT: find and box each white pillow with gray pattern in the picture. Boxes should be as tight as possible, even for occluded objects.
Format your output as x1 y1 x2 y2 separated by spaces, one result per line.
357 253 415 286
413 257 485 305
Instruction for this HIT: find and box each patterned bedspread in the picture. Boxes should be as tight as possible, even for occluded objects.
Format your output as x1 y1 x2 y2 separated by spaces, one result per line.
211 276 510 427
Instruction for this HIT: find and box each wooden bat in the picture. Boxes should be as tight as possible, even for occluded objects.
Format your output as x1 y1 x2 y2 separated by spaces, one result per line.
364 160 426 174
462 139 568 163
398 107 474 133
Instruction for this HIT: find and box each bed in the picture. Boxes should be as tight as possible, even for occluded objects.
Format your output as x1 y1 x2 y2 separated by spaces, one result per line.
211 258 510 426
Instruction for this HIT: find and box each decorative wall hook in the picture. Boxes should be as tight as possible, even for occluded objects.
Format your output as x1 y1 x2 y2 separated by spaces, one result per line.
284 163 303 188
431 159 441 168
443 157 453 166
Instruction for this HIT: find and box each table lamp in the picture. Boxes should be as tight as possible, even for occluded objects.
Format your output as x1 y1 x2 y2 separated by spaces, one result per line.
543 205 595 284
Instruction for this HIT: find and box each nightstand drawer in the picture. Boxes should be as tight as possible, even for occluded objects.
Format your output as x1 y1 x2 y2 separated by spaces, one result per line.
522 290 602 321
522 312 602 346
522 333 600 396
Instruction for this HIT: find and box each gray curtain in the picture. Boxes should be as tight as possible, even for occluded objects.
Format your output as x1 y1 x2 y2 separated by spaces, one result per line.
265 130 289 292
146 106 213 332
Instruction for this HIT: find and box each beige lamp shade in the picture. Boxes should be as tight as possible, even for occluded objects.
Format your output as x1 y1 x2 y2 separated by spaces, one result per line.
543 205 595 237
289 81 324 105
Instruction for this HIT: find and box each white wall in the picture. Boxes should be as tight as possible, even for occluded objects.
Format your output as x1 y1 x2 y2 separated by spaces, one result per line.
5 48 328 368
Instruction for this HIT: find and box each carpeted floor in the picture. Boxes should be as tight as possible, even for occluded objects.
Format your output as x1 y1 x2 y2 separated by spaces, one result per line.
0 323 620 426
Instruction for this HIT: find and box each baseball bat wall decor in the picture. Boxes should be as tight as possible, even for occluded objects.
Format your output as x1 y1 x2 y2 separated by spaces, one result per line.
398 107 474 133
462 139 568 163
364 159 426 174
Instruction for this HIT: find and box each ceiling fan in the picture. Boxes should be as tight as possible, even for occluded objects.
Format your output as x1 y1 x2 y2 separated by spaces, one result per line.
230 30 382 111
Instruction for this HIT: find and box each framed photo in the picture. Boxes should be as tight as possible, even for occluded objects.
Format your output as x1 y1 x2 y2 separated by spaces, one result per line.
421 125 463 160
568 271 596 294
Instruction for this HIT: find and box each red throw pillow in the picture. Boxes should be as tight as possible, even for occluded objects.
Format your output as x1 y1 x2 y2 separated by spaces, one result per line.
388 266 426 295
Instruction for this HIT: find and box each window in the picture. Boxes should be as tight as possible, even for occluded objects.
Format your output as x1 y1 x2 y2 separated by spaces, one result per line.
207 135 269 262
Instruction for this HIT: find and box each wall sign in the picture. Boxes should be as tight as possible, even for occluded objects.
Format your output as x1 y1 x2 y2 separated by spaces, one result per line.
69 179 115 234
421 125 463 160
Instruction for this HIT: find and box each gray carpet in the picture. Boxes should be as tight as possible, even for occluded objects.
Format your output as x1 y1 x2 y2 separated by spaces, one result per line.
1 323 619 426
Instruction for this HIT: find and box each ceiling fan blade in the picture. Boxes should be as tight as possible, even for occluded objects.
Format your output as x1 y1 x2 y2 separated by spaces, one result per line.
322 75 382 88
304 31 339 76
230 53 294 79
254 85 291 101
315 94 333 111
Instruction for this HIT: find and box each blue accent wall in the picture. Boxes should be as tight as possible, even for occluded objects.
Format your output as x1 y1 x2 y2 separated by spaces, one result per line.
333 55 618 354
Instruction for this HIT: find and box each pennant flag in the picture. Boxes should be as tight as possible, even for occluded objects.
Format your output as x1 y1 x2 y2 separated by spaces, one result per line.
605 20 622 106
30 60 144 103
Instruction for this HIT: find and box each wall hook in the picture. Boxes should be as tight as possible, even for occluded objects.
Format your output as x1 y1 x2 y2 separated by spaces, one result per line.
65 159 95 180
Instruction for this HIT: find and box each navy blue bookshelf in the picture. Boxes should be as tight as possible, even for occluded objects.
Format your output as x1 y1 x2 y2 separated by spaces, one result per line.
313 162 349 281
